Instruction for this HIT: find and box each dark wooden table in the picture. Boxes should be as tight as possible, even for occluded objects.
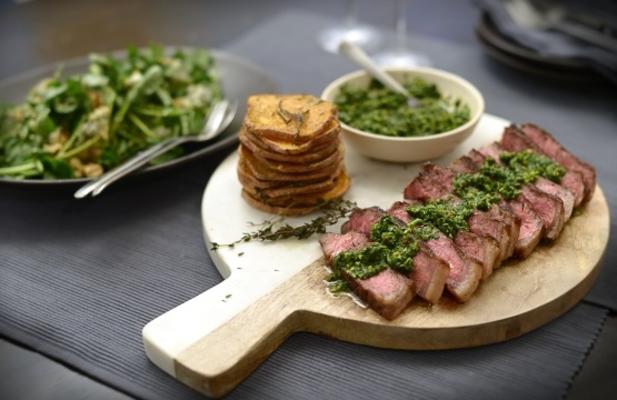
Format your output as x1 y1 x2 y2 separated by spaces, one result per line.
0 1 615 399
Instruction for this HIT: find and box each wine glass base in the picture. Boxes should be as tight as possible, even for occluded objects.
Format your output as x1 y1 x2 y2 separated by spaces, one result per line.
318 25 383 53
372 50 431 68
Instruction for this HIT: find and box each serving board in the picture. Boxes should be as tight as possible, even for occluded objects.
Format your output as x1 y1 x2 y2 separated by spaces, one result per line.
142 114 609 398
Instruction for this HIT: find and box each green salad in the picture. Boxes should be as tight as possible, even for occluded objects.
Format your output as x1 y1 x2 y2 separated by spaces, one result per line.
0 45 222 179
334 78 470 137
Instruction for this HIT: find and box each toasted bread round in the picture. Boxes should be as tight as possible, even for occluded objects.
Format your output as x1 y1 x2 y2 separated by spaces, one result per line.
244 119 340 155
245 94 337 143
239 127 340 164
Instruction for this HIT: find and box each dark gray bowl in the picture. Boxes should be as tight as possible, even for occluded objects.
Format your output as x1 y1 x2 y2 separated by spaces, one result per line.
0 48 278 189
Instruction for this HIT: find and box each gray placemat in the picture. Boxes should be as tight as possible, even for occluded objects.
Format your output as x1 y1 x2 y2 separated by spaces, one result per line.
0 154 609 400
0 9 613 400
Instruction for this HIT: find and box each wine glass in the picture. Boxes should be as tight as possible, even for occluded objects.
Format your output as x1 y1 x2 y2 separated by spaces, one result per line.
372 0 430 67
318 0 382 53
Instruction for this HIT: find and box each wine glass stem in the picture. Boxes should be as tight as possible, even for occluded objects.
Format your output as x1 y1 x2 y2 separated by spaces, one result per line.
395 0 408 51
345 0 358 27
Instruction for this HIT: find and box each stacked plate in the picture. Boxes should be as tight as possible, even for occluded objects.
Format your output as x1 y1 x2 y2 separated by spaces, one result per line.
237 94 349 216
476 13 603 82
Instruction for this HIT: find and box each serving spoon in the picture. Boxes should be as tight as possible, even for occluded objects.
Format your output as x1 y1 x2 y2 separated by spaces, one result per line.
337 40 419 108
74 100 237 199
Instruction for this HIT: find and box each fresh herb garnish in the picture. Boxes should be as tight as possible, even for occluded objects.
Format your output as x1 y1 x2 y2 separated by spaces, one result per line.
329 215 439 286
210 199 357 250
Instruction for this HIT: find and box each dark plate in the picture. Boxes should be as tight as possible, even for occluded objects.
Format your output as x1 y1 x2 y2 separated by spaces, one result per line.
0 48 278 189
476 12 603 82
476 28 603 82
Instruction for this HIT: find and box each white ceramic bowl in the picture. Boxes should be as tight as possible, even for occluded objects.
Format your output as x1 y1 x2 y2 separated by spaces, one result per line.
321 67 485 163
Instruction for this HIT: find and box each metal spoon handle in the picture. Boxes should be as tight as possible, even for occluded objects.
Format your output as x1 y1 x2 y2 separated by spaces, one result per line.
338 40 409 97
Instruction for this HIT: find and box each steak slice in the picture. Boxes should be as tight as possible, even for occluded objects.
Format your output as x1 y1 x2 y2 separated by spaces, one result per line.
508 199 544 258
403 163 453 201
450 156 480 174
493 200 521 260
502 125 587 208
319 232 413 320
387 201 411 223
411 246 449 304
341 207 384 236
424 233 483 302
534 177 574 221
515 124 595 202
386 202 450 304
501 125 535 153
477 141 567 241
561 170 585 208
519 186 565 240
342 268 414 320
478 142 503 161
454 230 500 279
468 208 510 263
319 232 370 263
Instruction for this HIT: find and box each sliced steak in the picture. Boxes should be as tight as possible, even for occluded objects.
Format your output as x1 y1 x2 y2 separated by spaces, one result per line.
423 233 483 302
534 177 574 221
319 232 413 320
450 156 480 174
468 207 510 263
341 207 384 236
387 201 450 304
501 125 536 153
404 161 515 265
403 163 453 201
387 201 411 223
467 149 487 165
454 230 500 279
519 123 596 202
478 142 503 161
502 125 587 208
319 232 370 263
561 170 585 208
411 246 449 304
508 199 544 258
342 268 414 320
519 186 565 240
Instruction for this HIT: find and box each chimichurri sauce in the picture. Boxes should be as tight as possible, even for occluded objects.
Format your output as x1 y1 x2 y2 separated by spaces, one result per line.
334 78 471 137
329 150 565 290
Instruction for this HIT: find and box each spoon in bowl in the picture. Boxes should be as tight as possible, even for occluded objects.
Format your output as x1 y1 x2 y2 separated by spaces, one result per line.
338 40 418 108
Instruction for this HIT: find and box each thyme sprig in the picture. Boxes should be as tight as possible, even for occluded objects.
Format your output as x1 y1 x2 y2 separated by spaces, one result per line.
210 199 357 250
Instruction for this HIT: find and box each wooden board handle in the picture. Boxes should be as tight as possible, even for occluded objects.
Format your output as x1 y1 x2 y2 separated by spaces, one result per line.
173 264 317 398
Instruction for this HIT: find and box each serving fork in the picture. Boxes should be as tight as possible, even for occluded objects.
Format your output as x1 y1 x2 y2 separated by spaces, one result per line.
74 100 237 199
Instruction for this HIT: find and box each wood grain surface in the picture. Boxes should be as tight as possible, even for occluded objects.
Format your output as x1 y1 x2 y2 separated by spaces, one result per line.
175 186 609 397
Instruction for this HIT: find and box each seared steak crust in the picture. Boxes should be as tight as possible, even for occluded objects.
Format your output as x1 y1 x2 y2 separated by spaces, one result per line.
520 123 595 202
341 207 384 236
319 232 369 263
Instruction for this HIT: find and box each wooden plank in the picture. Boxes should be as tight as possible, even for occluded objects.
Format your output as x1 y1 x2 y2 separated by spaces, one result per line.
174 186 609 397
